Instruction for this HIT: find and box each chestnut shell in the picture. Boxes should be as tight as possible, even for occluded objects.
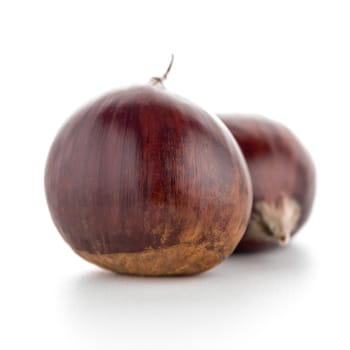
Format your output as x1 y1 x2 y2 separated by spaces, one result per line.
45 86 252 275
219 114 316 252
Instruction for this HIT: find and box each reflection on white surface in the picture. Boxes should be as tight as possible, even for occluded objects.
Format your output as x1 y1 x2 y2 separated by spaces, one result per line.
58 243 314 349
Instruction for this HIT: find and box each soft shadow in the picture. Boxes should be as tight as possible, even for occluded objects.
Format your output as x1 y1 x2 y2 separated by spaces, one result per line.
58 243 314 342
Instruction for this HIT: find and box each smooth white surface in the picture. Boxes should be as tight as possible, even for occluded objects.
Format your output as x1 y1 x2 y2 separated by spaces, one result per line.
0 1 349 349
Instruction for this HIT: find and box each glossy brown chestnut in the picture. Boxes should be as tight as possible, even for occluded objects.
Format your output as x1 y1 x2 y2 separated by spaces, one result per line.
45 86 252 275
219 114 315 251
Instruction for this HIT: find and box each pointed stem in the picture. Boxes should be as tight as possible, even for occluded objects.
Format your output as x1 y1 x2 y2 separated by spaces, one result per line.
150 54 174 87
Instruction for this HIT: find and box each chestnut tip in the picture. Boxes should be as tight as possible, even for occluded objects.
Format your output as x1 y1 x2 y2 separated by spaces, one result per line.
244 195 301 247
278 235 290 246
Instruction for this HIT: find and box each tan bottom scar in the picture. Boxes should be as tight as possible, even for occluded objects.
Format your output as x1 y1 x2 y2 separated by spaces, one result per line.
74 243 229 276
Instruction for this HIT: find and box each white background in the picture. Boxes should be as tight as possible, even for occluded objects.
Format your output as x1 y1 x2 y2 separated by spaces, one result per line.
1 1 349 349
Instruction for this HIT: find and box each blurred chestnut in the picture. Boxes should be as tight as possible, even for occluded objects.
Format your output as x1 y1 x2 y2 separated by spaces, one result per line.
219 114 315 251
45 84 253 276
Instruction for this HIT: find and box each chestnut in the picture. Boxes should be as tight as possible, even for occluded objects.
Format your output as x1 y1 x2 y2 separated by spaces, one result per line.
219 114 316 251
45 64 252 276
